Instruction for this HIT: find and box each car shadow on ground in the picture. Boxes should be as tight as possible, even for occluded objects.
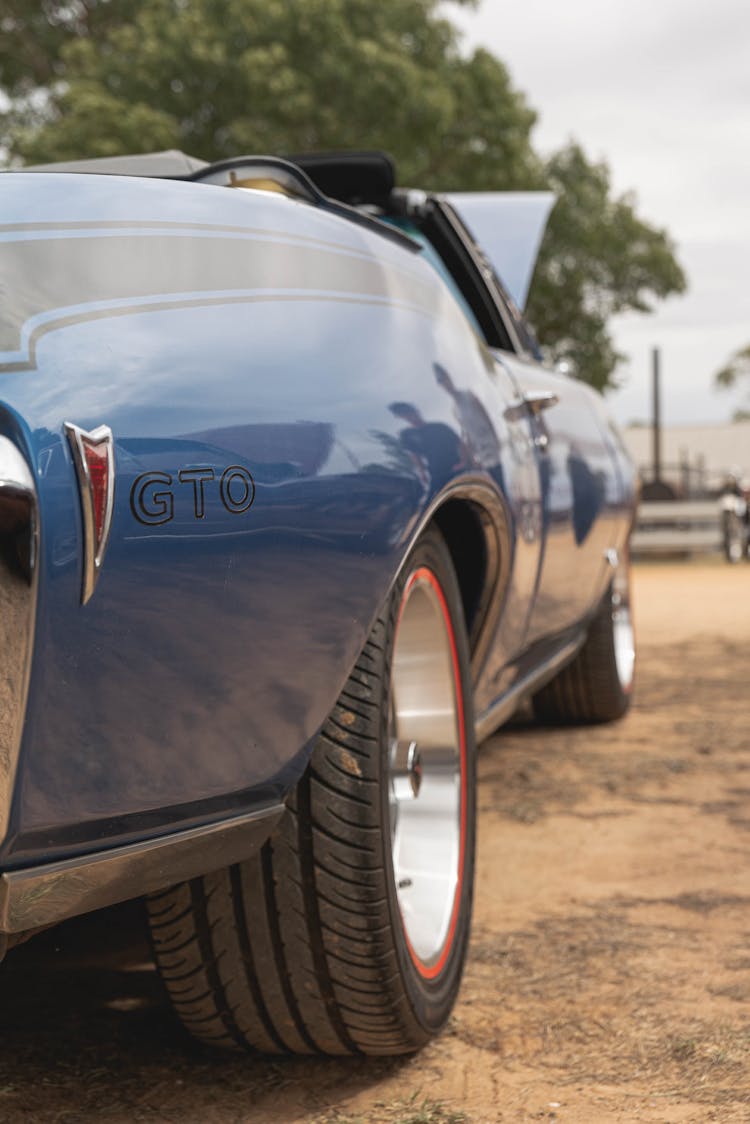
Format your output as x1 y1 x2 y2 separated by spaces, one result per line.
0 901 407 1122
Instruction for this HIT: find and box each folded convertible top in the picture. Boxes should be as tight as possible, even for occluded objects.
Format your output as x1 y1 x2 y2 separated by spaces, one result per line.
23 149 209 176
21 149 396 206
288 151 395 207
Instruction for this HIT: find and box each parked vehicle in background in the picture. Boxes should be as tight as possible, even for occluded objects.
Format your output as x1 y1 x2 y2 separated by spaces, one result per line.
720 474 750 562
0 150 636 1056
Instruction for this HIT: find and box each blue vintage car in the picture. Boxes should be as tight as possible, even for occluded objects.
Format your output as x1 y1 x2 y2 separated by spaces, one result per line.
0 150 635 1055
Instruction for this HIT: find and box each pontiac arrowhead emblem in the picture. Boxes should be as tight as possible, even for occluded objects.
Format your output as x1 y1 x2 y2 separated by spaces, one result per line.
64 422 115 604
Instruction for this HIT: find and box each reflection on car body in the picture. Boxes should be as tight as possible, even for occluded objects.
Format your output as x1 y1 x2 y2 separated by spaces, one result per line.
0 149 636 1055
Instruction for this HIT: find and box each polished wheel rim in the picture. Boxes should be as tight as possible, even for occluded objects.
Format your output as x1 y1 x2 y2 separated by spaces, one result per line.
388 567 465 977
612 562 635 691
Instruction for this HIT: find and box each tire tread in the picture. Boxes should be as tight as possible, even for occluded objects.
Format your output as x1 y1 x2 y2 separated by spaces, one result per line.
148 527 474 1056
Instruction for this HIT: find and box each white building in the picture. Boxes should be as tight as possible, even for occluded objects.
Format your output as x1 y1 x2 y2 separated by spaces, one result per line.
622 421 750 495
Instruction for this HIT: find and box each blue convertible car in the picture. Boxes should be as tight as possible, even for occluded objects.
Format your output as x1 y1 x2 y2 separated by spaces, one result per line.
0 150 635 1055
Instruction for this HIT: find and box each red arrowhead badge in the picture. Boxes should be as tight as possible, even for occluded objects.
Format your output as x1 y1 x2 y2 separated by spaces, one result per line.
64 422 115 604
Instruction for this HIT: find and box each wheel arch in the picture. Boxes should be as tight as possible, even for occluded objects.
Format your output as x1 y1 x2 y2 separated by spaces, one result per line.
428 483 512 682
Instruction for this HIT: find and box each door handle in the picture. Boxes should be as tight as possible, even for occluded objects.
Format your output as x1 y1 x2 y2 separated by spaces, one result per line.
522 390 559 415
503 391 559 424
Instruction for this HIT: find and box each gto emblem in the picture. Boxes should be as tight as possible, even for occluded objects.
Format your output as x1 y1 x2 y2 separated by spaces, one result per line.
64 422 116 606
130 465 255 526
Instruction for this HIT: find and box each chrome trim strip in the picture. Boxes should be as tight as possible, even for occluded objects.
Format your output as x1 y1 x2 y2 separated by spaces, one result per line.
475 633 585 744
64 422 115 604
0 435 39 846
0 803 284 934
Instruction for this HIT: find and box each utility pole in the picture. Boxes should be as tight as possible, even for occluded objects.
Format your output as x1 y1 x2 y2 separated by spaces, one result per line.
652 346 661 485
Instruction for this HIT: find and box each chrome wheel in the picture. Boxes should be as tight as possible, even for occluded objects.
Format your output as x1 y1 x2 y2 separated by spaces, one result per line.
388 566 466 976
533 544 636 724
612 561 635 692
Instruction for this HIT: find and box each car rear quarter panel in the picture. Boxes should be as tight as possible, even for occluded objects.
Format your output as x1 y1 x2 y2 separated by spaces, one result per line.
0 173 519 866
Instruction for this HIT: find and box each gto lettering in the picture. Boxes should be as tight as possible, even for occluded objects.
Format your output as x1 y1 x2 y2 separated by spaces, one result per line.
178 467 215 519
220 465 255 513
130 465 255 526
130 471 174 526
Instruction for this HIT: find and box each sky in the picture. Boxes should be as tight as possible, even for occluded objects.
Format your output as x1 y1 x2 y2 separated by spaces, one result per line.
452 0 750 428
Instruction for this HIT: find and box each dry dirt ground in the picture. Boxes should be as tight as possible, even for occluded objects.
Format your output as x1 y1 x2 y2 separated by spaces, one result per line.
0 560 748 1124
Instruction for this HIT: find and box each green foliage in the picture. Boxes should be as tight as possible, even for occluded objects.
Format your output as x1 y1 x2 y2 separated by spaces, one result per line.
3 0 493 169
0 0 686 391
715 344 750 389
0 0 142 139
526 144 687 390
0 1 119 91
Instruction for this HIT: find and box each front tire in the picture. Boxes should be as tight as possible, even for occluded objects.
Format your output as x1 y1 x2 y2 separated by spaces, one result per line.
147 526 476 1055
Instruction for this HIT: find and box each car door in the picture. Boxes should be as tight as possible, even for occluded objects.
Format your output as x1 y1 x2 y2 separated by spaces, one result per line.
429 195 620 651
406 199 547 704
497 353 619 646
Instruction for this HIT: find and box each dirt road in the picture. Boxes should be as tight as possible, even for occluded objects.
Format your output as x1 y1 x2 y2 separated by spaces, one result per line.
0 561 748 1123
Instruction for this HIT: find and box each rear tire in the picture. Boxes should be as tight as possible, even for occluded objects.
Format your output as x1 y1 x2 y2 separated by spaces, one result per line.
147 526 475 1055
533 551 635 724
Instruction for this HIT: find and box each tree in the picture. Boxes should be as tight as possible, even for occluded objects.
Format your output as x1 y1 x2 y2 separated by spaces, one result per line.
0 1 108 92
527 144 686 390
0 0 686 392
3 0 529 179
0 0 143 141
715 344 750 389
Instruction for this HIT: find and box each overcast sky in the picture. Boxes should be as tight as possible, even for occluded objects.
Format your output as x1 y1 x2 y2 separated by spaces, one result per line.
452 0 750 427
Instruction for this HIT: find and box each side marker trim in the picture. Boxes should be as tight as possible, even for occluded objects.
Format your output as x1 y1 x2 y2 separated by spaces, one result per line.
64 422 115 605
